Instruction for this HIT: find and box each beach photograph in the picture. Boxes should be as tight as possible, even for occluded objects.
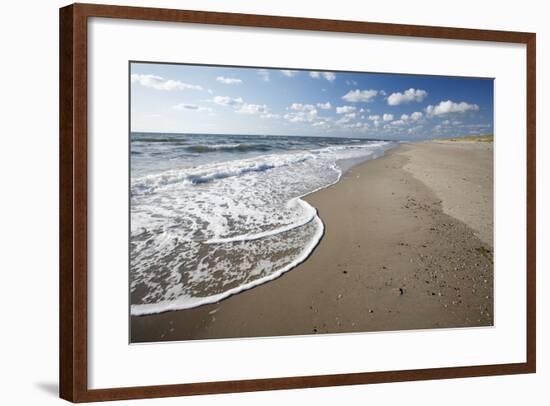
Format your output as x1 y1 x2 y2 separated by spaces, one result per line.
129 62 494 343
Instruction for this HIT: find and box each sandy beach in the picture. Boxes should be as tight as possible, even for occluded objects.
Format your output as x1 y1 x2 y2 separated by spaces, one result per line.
131 140 493 342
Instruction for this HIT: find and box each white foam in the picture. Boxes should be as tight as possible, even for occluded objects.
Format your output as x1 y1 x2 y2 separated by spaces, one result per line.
130 139 395 315
131 216 324 315
204 198 317 244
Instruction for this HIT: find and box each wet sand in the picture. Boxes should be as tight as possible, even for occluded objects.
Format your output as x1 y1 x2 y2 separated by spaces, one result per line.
131 141 494 343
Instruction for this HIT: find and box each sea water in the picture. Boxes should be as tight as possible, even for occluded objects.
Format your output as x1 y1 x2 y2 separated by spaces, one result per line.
130 133 394 315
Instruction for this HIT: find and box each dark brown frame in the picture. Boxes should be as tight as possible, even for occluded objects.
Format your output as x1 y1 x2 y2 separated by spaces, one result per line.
59 2 536 402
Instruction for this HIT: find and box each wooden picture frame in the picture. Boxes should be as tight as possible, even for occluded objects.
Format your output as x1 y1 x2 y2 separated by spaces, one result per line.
59 3 536 402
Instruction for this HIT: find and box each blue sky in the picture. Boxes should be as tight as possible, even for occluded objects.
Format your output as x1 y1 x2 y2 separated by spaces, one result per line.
130 62 493 140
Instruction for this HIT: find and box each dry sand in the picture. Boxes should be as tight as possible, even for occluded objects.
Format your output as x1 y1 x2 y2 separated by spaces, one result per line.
131 141 494 343
402 141 493 246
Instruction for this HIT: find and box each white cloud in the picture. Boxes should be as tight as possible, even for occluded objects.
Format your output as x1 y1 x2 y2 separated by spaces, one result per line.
290 103 316 112
336 105 356 114
261 113 281 119
317 102 332 110
311 117 333 128
309 71 336 82
216 76 242 85
312 121 327 127
401 114 409 121
387 88 428 105
335 112 359 126
284 111 318 123
408 125 424 134
383 113 394 121
342 89 379 103
280 70 299 77
172 103 212 112
213 96 244 107
131 74 202 91
425 100 479 116
368 115 380 121
390 119 407 126
338 121 369 132
257 69 270 82
284 105 318 122
213 95 268 115
323 72 336 82
236 103 268 115
411 111 423 121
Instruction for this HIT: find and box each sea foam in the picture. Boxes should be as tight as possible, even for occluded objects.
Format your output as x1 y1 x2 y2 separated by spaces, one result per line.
130 133 394 315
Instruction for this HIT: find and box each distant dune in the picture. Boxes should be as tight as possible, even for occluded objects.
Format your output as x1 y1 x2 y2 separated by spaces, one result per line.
434 134 493 143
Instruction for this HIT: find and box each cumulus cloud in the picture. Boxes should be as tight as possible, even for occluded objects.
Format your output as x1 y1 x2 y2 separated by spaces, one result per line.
336 105 356 114
368 115 380 121
323 72 336 82
317 102 332 110
425 100 479 116
172 103 212 112
284 110 318 123
310 71 336 82
312 121 328 127
280 70 299 77
387 88 427 105
236 103 268 115
213 96 244 107
342 89 379 103
131 74 202 91
213 95 267 115
284 104 318 122
290 103 316 112
411 111 423 121
338 121 369 132
216 76 242 85
383 113 394 121
389 119 407 126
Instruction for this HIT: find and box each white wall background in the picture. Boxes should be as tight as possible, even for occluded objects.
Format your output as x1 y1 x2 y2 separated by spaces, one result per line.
0 0 545 404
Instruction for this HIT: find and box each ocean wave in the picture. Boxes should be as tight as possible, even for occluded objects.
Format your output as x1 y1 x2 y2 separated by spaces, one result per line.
130 216 324 315
130 138 395 315
133 137 188 143
131 152 313 194
205 198 317 244
186 143 272 153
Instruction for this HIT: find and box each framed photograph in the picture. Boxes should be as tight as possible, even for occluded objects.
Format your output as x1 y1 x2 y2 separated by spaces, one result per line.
59 3 536 402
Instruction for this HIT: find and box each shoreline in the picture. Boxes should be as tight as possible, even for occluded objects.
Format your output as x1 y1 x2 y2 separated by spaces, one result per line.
131 141 493 342
130 143 395 316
